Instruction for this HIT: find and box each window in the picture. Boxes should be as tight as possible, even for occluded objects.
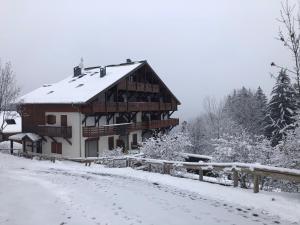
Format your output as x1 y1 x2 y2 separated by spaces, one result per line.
61 115 67 126
131 133 138 149
132 133 138 145
51 142 62 154
5 119 16 125
47 115 56 124
108 136 114 150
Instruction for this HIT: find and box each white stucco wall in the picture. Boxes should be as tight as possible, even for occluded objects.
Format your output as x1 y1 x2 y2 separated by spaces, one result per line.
42 112 82 158
39 112 144 158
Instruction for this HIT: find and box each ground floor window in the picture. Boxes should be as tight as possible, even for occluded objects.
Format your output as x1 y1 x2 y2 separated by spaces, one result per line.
108 136 114 150
51 142 62 154
131 133 138 149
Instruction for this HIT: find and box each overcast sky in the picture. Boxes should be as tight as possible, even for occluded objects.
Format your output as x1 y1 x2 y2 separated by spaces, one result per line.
0 0 296 119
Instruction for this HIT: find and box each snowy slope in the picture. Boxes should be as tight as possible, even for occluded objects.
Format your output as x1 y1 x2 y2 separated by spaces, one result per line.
0 153 299 225
19 62 142 104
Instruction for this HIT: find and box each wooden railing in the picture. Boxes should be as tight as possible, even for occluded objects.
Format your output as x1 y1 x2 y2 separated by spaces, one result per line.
104 157 300 194
89 102 177 113
36 126 72 138
118 80 160 93
82 118 179 137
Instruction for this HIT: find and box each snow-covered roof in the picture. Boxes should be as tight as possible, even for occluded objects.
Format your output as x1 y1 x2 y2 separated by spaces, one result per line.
9 133 41 142
0 111 21 134
20 61 144 104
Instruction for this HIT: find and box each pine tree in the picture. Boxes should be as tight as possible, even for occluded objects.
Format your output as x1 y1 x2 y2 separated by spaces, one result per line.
224 87 262 134
254 87 268 134
265 69 297 146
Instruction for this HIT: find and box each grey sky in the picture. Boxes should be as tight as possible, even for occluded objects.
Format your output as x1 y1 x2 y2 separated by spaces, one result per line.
0 0 295 119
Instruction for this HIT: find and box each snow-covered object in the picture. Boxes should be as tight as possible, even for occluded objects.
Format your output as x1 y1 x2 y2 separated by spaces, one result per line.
276 113 300 170
140 132 192 161
102 147 124 158
212 131 275 165
0 141 22 150
19 62 143 104
0 111 21 133
1 153 300 224
9 133 41 142
265 69 297 145
180 153 212 161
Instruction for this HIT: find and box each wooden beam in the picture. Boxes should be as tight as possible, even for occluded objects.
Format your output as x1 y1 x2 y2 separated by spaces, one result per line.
168 111 175 118
41 136 47 142
95 115 102 125
64 138 72 146
199 167 203 181
82 115 88 125
106 113 114 124
233 169 239 187
49 137 57 143
253 174 259 193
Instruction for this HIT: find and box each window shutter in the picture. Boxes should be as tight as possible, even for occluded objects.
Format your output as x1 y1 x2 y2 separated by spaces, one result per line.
61 115 67 126
47 115 56 124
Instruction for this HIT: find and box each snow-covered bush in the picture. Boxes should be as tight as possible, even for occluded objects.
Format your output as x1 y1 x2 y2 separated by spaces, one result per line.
102 147 124 158
140 132 192 161
211 131 275 165
276 115 300 170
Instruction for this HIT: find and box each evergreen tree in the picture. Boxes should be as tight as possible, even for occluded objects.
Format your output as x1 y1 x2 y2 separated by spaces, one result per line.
265 69 297 146
224 87 262 134
254 87 268 134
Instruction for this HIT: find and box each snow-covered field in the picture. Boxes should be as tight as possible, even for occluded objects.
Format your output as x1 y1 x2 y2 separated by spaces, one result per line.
0 153 299 225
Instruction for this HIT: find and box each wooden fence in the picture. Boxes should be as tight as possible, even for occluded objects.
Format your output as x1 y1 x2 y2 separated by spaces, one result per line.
105 157 300 194
12 151 300 194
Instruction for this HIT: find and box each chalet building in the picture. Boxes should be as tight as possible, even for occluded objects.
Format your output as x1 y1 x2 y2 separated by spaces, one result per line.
11 60 180 158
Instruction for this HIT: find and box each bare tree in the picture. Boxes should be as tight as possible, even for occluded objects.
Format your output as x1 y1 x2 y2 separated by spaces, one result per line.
272 1 300 94
203 96 225 139
0 60 20 132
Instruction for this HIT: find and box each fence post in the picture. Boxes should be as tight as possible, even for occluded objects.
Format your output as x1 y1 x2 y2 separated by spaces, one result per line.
112 159 115 168
233 169 238 187
126 158 129 167
199 167 203 181
162 162 166 174
10 140 13 155
253 174 259 193
148 163 152 172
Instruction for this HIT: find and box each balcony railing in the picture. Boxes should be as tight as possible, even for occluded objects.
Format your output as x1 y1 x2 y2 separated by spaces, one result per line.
118 80 159 93
36 126 72 138
82 119 179 137
88 102 177 113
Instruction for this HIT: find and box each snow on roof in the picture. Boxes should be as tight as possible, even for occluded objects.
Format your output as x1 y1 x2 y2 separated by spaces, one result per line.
9 133 41 142
20 61 143 104
0 111 21 134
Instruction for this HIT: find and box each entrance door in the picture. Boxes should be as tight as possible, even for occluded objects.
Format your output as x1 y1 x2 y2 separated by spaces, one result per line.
117 135 128 152
85 139 98 157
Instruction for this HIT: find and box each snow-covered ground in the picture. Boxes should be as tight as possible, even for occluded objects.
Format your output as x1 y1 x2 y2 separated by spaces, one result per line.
0 153 299 225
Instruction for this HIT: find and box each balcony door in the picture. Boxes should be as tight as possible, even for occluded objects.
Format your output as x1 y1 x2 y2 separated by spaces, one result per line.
61 115 67 126
85 139 98 157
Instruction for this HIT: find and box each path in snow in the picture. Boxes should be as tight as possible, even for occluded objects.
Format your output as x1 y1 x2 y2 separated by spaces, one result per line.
0 154 298 225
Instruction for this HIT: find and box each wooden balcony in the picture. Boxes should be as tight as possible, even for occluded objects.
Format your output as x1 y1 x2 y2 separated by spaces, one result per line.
118 80 159 93
36 126 72 138
82 119 179 137
89 102 177 113
136 82 145 92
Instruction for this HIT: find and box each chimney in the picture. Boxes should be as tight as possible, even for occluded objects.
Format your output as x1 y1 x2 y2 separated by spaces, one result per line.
126 58 132 63
100 66 106 77
73 66 81 77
